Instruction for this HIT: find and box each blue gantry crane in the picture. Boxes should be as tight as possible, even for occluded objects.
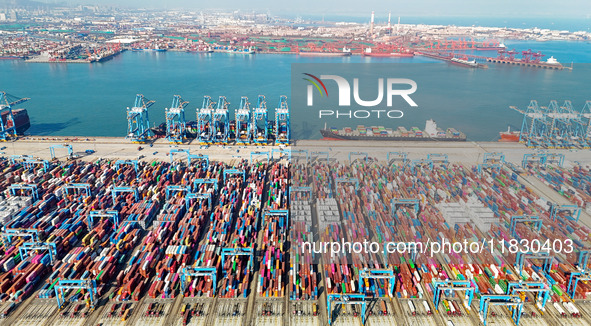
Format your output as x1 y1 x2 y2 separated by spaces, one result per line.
335 177 360 191
327 294 367 325
220 247 254 274
274 95 290 145
410 158 434 172
126 94 155 143
197 96 215 144
185 192 212 211
358 268 396 297
433 280 475 312
88 210 119 231
23 158 51 172
115 159 139 175
165 95 189 143
509 215 542 238
165 185 190 200
193 178 219 192
0 91 29 141
387 152 408 167
252 95 268 145
427 153 449 166
568 250 591 298
349 152 368 163
478 152 505 173
391 198 420 214
510 100 591 148
250 151 269 164
49 144 73 160
289 186 313 202
235 96 252 145
510 100 550 148
224 169 245 181
55 279 98 310
169 148 190 163
180 266 217 296
213 96 230 144
111 186 139 203
479 294 523 326
310 151 330 163
62 183 91 202
19 241 58 264
506 281 550 312
515 251 552 274
9 183 39 200
550 204 581 222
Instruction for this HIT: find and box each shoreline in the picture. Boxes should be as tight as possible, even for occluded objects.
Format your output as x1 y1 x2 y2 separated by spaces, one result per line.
1 38 588 63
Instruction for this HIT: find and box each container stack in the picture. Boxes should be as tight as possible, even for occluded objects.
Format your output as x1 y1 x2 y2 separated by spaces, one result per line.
258 163 288 297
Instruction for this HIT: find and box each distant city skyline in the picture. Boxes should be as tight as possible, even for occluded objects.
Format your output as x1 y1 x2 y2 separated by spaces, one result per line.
3 0 591 18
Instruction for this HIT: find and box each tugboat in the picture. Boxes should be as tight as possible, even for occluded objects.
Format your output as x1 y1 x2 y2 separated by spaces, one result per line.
498 126 520 142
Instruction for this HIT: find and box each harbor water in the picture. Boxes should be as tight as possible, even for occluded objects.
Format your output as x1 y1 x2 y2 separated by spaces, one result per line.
1 40 590 141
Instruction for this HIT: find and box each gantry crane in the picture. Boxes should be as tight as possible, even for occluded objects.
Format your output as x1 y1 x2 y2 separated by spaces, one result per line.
197 96 215 144
235 96 252 145
212 96 230 144
274 95 290 145
165 95 188 143
126 94 154 143
252 95 268 145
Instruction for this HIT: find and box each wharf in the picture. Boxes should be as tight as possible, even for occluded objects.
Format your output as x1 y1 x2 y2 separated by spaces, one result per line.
4 137 591 166
4 136 283 163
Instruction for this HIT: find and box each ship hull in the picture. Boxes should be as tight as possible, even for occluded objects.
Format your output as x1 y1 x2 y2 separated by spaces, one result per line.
320 129 466 141
1 109 31 135
298 52 352 57
499 132 520 142
475 47 506 51
363 53 414 57
0 56 26 60
450 60 478 68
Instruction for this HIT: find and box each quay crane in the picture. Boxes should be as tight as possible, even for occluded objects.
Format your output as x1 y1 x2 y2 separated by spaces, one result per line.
235 96 252 145
197 96 215 144
126 94 154 143
165 95 188 143
212 96 230 144
252 95 269 145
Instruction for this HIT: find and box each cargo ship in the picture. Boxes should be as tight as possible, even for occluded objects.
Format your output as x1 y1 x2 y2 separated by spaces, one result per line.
474 43 506 51
189 46 213 53
227 47 255 54
0 55 27 60
418 52 487 68
1 109 31 135
298 47 352 57
362 47 414 57
213 46 255 54
450 57 479 68
487 53 565 70
498 126 520 142
320 120 466 141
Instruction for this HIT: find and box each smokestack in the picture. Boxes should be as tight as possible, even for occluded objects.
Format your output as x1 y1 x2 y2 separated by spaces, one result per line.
370 11 375 34
387 12 391 30
397 16 401 32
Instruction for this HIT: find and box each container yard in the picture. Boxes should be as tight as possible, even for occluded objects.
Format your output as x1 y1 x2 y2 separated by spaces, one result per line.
0 138 588 326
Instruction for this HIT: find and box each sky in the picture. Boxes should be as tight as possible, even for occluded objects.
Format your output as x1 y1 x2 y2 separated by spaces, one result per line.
69 0 591 18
